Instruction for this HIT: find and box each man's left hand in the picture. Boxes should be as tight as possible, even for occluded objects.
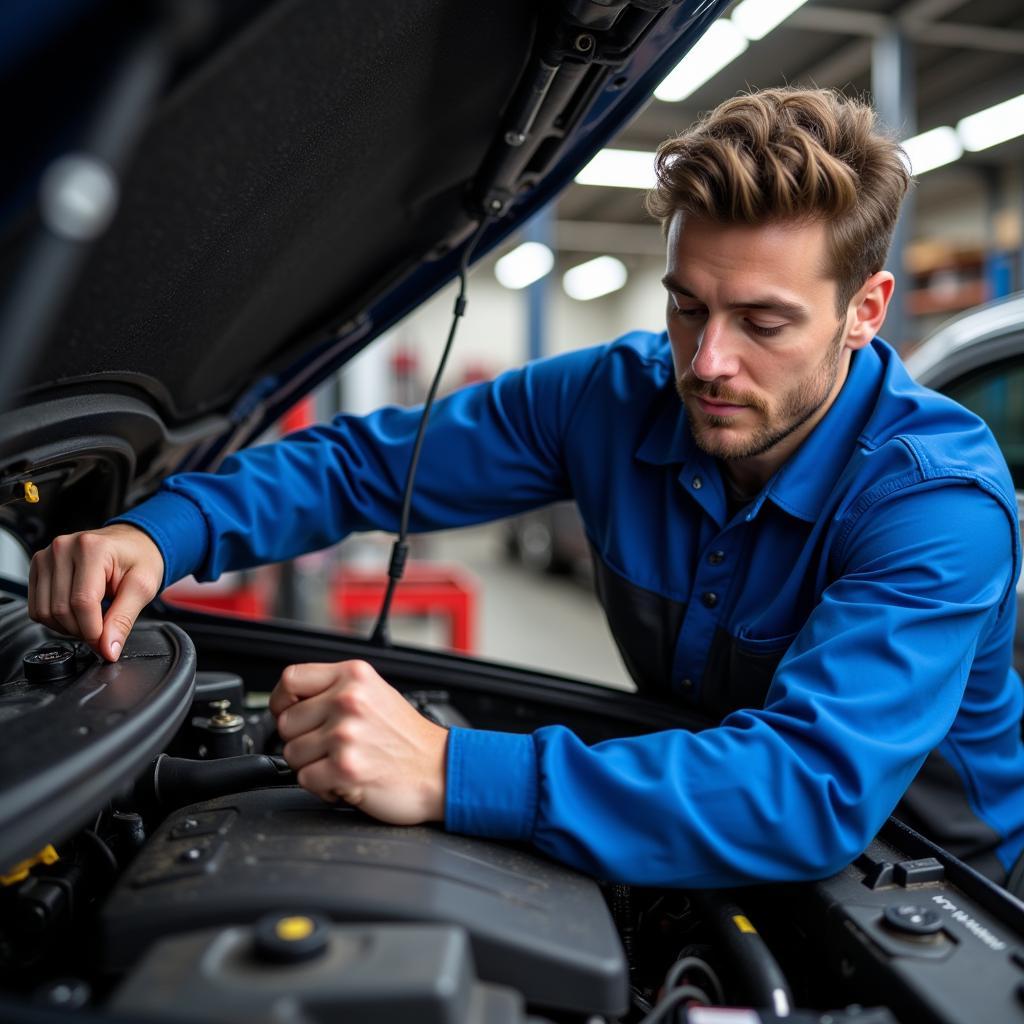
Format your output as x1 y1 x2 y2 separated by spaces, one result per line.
270 659 448 825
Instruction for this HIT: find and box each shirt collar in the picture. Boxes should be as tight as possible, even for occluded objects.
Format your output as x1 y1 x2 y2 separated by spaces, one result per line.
763 340 883 522
635 340 885 522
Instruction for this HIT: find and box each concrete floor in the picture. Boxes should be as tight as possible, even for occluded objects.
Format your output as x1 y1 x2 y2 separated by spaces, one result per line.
337 523 634 691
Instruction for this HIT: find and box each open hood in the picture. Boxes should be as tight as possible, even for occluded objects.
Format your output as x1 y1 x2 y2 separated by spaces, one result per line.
0 0 728 551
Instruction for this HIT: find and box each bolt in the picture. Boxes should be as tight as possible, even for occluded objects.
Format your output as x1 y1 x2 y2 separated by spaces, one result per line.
574 33 594 53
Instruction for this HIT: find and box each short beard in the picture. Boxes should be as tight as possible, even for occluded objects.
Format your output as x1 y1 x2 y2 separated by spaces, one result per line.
677 318 846 462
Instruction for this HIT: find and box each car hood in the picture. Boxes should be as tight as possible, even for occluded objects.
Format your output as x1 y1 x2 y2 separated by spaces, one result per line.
0 0 726 552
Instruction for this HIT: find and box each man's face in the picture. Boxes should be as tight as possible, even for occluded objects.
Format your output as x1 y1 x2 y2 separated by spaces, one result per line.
663 215 854 474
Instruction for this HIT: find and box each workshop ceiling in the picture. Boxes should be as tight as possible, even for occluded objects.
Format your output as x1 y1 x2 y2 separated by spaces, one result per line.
556 0 1024 249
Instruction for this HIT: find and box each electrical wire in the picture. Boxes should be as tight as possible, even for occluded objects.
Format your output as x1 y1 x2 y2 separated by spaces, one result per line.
370 216 493 645
638 984 712 1024
663 955 724 1005
81 829 119 877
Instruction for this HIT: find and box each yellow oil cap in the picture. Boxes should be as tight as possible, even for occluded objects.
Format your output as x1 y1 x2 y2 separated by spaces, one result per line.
275 916 315 942
255 912 329 963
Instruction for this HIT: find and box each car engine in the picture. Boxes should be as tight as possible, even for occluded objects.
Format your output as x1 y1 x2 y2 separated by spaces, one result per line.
2 601 1024 1024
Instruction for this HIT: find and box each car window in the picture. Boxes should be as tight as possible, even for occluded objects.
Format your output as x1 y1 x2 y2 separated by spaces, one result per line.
942 357 1024 490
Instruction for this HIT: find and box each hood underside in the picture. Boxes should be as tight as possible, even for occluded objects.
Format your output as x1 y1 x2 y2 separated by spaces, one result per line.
0 0 726 547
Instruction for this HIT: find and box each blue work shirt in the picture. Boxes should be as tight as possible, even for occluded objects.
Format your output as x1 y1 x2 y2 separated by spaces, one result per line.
117 332 1024 889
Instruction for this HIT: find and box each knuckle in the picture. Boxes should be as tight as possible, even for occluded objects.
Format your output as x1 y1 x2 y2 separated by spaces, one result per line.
331 748 359 778
50 533 75 554
107 612 135 634
69 589 99 612
330 721 356 745
334 686 363 714
346 659 374 681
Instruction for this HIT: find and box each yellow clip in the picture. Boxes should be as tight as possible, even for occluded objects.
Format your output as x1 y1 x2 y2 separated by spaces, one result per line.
23 481 39 504
1 844 59 886
732 914 757 935
275 916 315 941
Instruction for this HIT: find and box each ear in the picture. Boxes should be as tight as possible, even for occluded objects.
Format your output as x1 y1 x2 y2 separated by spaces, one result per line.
844 271 894 351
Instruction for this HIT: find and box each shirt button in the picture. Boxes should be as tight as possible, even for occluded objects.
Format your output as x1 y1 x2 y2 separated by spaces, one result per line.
692 476 703 490
680 677 693 691
701 591 718 608
708 550 725 565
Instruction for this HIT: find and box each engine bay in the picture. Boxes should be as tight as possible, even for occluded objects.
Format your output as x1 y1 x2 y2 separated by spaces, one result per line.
2 593 1024 1024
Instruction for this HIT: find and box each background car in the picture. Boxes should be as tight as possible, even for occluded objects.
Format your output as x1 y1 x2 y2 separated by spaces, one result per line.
906 291 1024 677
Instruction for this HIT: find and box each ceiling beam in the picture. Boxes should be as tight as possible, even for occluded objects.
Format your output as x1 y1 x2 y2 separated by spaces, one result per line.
898 0 969 20
911 22 1024 56
796 38 872 89
555 220 664 256
787 5 1024 54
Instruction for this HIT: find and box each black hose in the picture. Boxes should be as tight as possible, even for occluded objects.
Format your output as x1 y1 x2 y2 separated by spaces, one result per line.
141 754 296 811
688 890 793 1016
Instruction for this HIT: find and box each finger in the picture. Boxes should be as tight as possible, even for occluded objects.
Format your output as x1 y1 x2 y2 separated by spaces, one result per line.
281 728 331 771
68 539 109 648
100 567 156 662
276 692 333 742
269 663 343 716
48 537 80 637
28 550 52 627
295 757 362 807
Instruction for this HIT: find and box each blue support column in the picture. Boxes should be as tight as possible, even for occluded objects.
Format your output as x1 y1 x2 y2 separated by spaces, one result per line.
525 206 554 363
872 28 915 351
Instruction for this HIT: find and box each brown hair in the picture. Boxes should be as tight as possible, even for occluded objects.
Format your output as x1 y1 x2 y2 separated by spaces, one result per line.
645 87 912 313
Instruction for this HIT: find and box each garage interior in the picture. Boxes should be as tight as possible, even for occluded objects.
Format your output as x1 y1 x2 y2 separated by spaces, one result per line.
6 0 1023 688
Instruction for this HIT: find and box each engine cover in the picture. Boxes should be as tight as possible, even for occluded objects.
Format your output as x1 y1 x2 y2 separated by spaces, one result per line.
99 788 628 1016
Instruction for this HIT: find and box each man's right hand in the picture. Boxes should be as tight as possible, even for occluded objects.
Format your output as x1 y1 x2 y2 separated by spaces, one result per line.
28 523 165 662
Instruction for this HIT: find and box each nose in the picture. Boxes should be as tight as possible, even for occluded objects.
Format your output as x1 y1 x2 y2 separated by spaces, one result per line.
690 317 739 382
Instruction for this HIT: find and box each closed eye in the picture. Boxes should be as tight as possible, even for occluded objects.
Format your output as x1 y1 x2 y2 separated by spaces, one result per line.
747 321 785 337
671 305 706 320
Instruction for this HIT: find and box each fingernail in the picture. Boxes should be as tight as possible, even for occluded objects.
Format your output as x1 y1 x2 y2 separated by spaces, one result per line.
110 640 122 658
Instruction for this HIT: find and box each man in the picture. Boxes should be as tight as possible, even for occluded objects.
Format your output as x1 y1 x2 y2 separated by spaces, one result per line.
28 88 1024 893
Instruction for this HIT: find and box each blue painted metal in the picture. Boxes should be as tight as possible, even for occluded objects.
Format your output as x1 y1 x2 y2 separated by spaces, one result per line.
525 207 555 363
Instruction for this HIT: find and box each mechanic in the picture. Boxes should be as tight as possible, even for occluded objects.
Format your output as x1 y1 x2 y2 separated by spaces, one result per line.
27 87 1024 895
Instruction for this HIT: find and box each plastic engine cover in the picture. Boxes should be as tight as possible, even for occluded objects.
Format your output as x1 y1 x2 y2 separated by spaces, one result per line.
100 788 628 1016
110 922 526 1024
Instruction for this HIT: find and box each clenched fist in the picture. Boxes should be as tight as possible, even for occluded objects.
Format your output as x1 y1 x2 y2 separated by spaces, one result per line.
28 523 165 662
270 659 448 825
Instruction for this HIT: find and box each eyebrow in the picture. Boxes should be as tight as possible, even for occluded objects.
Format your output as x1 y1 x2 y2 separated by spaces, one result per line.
660 274 809 321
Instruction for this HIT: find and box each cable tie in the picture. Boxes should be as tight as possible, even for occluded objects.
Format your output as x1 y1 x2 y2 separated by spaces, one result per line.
387 542 409 580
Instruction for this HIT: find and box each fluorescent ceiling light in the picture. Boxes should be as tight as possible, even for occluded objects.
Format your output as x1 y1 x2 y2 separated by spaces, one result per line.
730 0 810 41
563 256 629 301
654 19 748 103
575 148 657 189
901 126 962 175
957 93 1024 152
494 242 554 290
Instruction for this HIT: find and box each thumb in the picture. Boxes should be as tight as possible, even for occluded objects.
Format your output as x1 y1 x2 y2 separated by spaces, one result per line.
100 569 157 661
